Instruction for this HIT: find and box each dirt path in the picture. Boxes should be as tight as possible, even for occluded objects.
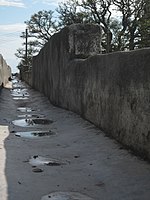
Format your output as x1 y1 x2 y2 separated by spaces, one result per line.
0 78 150 200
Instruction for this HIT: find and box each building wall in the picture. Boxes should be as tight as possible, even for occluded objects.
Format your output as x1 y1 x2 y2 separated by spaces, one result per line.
29 24 150 160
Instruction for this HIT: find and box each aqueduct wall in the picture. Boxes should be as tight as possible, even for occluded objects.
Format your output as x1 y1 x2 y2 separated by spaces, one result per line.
24 24 150 160
0 54 11 88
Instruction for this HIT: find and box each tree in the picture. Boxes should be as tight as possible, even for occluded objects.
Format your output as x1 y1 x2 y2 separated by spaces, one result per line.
56 0 94 28
25 10 57 48
57 0 149 51
15 10 57 70
112 0 146 50
15 0 149 71
138 0 150 47
80 0 113 52
109 18 124 51
57 0 114 53
15 41 39 70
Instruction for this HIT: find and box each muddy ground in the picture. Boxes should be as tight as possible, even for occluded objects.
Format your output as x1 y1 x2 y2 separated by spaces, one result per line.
0 79 150 200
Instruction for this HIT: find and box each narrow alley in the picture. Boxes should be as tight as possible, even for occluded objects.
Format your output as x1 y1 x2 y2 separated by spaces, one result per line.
0 78 150 200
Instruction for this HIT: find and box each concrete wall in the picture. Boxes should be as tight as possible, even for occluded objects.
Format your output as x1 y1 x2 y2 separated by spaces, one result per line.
0 54 11 87
31 24 150 160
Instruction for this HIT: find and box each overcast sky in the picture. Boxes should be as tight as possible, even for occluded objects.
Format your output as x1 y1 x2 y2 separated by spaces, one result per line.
0 0 64 73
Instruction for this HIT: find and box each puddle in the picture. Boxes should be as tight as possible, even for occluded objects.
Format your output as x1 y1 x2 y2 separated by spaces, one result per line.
13 97 29 100
11 89 29 97
11 88 28 91
11 79 18 84
12 84 25 89
12 94 29 97
17 107 34 112
12 119 35 127
33 118 53 125
29 155 62 166
11 93 29 97
41 192 95 200
32 168 43 173
12 85 19 89
15 130 56 138
17 114 45 118
12 118 53 127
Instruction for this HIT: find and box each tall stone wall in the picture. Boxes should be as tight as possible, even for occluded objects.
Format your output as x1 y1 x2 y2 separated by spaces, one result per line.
31 24 150 160
0 54 11 87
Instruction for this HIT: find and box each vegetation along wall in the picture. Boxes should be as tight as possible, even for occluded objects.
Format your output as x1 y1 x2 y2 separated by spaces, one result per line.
31 24 150 160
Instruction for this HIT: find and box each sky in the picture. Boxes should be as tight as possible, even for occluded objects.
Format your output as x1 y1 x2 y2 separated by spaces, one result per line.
0 0 64 73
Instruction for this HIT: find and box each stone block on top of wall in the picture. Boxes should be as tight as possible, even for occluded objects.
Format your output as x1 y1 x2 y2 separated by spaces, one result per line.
68 24 101 59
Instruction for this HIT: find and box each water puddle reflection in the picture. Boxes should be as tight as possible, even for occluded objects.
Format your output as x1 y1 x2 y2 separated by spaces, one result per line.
12 94 29 97
41 192 94 200
11 88 29 97
33 118 53 125
29 155 62 166
13 97 29 100
15 130 56 138
12 84 25 89
17 107 34 112
17 114 45 118
12 118 53 127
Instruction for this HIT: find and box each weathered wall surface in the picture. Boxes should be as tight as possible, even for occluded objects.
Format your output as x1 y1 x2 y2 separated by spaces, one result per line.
0 54 11 87
20 69 32 86
31 24 150 160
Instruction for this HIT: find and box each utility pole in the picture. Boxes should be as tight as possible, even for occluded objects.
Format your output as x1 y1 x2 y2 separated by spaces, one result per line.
25 28 28 68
